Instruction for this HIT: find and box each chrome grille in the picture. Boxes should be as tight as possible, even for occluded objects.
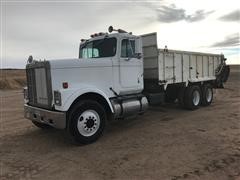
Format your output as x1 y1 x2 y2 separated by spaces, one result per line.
26 61 52 109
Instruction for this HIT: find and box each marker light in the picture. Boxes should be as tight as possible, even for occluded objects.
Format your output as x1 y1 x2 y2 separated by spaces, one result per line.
62 82 68 89
90 32 107 38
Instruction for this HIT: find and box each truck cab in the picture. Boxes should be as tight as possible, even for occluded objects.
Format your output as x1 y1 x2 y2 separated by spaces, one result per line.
78 31 143 95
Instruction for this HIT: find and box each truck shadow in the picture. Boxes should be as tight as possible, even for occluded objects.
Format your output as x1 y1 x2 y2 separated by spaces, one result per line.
106 103 186 133
1 103 191 149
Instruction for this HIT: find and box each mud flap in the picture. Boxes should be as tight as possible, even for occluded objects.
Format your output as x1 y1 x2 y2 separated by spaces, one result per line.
222 65 230 82
214 65 230 88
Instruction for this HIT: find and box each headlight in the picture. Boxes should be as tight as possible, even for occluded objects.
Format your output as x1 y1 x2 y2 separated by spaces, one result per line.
54 91 62 106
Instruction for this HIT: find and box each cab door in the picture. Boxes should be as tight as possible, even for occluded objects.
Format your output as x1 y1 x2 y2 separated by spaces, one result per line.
119 38 143 92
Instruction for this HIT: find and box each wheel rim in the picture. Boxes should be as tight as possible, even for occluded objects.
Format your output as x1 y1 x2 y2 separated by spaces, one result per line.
206 88 213 102
192 90 200 106
77 110 100 137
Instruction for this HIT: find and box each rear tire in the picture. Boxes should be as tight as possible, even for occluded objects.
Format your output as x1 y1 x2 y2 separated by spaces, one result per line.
165 86 177 103
201 84 213 106
32 121 53 129
165 96 177 103
67 100 106 145
184 85 202 110
178 87 186 108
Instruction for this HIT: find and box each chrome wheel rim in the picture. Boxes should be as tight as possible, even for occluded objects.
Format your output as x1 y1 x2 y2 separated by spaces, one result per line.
77 110 100 137
206 88 212 102
193 90 200 106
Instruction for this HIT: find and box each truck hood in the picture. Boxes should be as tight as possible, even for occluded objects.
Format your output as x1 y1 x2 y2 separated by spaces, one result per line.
49 58 112 69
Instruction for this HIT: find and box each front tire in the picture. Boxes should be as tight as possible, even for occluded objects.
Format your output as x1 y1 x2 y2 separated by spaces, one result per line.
184 85 202 110
67 100 106 144
201 84 213 106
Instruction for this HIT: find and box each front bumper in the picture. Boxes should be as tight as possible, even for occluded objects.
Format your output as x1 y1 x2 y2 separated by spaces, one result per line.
24 104 66 129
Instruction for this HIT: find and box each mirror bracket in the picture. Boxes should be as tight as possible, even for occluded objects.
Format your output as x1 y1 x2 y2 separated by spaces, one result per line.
134 53 142 59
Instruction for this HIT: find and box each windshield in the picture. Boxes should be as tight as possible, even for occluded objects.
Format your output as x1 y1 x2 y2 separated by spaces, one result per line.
79 37 117 58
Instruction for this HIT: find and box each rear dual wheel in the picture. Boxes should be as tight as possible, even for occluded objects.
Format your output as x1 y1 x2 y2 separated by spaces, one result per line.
201 84 213 106
184 85 202 110
178 84 213 110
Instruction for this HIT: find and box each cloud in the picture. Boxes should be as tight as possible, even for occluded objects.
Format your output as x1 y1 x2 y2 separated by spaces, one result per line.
186 10 214 22
211 33 240 47
219 10 240 22
155 5 214 23
1 1 155 68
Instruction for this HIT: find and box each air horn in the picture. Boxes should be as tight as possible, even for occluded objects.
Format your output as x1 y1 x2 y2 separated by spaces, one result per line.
108 26 127 33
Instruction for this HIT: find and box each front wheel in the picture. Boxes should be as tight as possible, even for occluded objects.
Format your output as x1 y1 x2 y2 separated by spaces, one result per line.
67 100 106 144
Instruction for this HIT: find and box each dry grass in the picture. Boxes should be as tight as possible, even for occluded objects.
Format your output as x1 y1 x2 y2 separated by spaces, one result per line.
0 69 26 90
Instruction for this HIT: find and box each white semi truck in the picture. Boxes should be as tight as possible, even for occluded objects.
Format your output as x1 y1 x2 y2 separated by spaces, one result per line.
24 26 230 144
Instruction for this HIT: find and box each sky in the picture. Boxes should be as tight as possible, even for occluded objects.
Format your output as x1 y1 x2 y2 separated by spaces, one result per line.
1 0 239 68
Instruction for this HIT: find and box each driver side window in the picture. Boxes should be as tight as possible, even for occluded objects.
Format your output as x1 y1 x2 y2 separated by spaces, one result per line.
121 39 135 58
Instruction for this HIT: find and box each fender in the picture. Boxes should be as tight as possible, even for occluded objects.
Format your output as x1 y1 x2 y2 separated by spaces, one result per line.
54 85 114 113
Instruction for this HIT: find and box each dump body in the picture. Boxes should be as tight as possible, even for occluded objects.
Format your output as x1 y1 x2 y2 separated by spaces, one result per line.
142 33 223 87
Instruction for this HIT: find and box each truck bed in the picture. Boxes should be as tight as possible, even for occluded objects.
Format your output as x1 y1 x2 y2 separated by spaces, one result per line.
141 33 223 86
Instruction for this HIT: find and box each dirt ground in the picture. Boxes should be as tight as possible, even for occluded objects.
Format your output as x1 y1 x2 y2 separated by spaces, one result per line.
0 66 240 180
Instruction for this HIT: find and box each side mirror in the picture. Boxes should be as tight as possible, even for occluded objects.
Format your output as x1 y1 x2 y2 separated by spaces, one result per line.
135 37 142 58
